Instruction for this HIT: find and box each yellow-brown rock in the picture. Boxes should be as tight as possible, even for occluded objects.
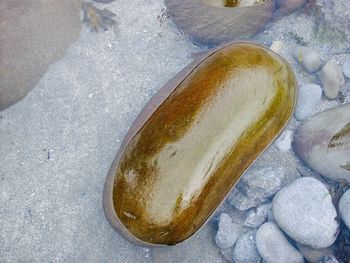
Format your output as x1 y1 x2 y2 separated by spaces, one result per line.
103 42 297 246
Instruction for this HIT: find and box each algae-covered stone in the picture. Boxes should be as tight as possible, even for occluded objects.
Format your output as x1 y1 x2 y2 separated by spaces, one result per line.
103 42 297 246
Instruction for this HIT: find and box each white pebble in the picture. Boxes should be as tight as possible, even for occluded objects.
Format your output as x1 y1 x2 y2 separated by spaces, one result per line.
215 213 240 249
320 59 344 99
275 130 293 152
270 41 284 54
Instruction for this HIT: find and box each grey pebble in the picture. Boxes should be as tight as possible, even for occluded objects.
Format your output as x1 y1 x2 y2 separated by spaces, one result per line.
339 189 350 230
294 83 322 120
293 46 322 73
228 167 284 211
272 177 339 249
244 203 270 228
296 243 332 263
342 59 350 79
215 213 240 249
256 222 304 263
232 231 261 263
319 255 339 263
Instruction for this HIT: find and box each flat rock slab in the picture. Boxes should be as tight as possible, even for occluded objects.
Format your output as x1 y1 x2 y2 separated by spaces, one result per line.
0 0 81 110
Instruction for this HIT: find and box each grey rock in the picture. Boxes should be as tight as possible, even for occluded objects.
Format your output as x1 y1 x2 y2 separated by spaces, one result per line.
0 0 81 110
228 167 284 210
296 243 332 263
232 231 261 263
339 189 350 230
320 59 344 100
319 255 339 263
244 204 270 228
342 59 350 79
272 177 339 249
215 213 240 249
294 83 322 120
292 46 322 73
256 222 304 263
293 104 350 182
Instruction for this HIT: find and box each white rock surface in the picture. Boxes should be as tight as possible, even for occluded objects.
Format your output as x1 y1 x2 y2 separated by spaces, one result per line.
296 243 332 263
343 59 350 79
256 222 304 263
339 189 350 230
215 213 240 249
272 177 339 249
292 46 322 73
275 130 293 152
294 83 322 120
228 167 284 210
232 231 261 263
270 41 284 54
320 59 345 99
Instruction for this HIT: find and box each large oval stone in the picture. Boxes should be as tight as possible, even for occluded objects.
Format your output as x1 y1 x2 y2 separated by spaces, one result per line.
103 42 297 246
293 104 350 182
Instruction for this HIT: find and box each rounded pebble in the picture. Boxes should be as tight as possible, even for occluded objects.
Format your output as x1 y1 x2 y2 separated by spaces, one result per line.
275 130 293 152
342 59 350 79
294 83 322 120
232 231 261 263
292 46 322 73
296 243 332 263
320 59 344 100
320 255 339 263
272 177 339 249
339 189 350 230
256 222 304 263
215 213 240 249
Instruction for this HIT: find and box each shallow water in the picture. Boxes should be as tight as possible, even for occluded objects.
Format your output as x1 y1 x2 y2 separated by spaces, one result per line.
0 0 349 262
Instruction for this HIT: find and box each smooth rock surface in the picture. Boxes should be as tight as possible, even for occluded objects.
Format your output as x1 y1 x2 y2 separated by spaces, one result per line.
342 59 350 79
296 243 332 263
293 104 350 182
228 166 284 210
339 189 350 230
294 83 322 120
256 222 304 263
320 59 344 99
215 213 239 249
272 177 339 249
232 231 261 263
244 203 270 228
292 46 322 73
0 0 81 110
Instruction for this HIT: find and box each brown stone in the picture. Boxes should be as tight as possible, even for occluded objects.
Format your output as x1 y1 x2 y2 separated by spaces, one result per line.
0 0 81 110
103 42 297 246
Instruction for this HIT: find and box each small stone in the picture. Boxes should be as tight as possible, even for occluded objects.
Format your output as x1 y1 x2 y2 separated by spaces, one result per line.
293 104 350 183
228 167 284 210
320 255 339 263
275 130 293 152
293 46 322 73
296 243 332 263
214 213 240 249
244 203 270 228
342 59 350 79
232 231 261 263
272 177 339 249
339 189 350 230
294 83 322 120
270 41 284 54
256 222 304 263
320 59 344 100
